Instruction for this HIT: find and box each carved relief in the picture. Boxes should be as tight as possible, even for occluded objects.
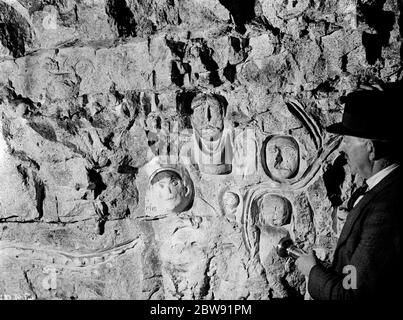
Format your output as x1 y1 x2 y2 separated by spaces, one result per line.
253 99 341 191
144 157 194 216
245 191 294 293
252 193 292 228
219 188 242 223
241 100 341 260
180 93 233 175
262 135 300 182
232 128 258 177
155 217 211 299
0 237 141 270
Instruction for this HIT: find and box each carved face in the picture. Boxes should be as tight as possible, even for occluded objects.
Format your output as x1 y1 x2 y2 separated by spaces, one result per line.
256 194 292 227
150 171 187 211
222 191 240 215
191 96 224 140
265 136 299 180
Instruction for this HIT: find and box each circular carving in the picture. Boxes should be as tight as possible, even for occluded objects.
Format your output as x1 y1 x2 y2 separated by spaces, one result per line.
222 191 240 216
252 194 292 227
261 135 300 181
145 158 195 215
149 170 191 213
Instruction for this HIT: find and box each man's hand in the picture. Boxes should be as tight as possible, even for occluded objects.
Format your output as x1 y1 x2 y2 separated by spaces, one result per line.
295 250 317 277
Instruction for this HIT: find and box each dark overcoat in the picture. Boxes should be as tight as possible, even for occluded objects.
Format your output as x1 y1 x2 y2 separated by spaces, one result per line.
308 167 402 300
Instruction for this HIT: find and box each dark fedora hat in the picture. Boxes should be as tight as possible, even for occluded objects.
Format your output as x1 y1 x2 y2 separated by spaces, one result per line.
326 88 400 141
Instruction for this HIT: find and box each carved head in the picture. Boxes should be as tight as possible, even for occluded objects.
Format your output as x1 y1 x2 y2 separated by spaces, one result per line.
149 169 192 213
190 93 225 140
263 136 300 181
222 191 240 215
253 194 292 227
145 157 194 214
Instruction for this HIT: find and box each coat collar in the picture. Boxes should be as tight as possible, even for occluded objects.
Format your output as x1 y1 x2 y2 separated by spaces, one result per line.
334 166 401 257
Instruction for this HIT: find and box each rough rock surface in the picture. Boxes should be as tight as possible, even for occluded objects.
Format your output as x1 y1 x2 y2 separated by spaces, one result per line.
0 0 401 300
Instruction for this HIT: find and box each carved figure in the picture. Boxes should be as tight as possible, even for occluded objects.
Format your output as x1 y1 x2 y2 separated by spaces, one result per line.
180 93 233 175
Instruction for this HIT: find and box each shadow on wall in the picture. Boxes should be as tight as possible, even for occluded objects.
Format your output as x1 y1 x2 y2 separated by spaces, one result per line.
359 0 395 65
0 1 32 58
323 154 347 208
218 0 256 33
105 0 137 37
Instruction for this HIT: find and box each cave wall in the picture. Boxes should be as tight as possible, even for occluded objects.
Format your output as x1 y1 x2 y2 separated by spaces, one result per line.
0 0 401 300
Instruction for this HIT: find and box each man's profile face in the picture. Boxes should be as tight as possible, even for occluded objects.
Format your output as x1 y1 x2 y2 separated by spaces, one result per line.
151 171 186 210
192 99 224 140
340 135 371 178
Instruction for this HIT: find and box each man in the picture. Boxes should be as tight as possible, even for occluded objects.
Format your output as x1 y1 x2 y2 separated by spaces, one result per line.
296 86 402 300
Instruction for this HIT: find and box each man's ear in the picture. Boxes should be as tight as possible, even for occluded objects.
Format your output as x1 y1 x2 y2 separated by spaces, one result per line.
366 140 376 161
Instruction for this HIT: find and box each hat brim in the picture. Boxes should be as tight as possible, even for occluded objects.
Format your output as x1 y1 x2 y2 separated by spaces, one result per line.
326 122 359 136
326 122 395 141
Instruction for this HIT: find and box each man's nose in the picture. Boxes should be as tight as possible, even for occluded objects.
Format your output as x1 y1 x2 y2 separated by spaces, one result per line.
205 106 212 121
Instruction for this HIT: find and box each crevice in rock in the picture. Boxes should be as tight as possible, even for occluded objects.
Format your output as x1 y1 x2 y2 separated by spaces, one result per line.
16 164 29 187
105 0 137 38
218 0 256 33
166 38 192 87
33 172 45 220
0 217 94 224
358 0 395 65
312 77 339 98
341 54 348 72
196 40 222 87
102 132 114 150
56 118 79 136
199 255 214 299
87 168 107 199
0 2 32 58
362 32 384 65
23 270 38 299
223 62 237 83
95 201 109 235
176 90 197 128
250 15 282 38
10 150 40 170
27 119 58 142
60 140 88 158
171 61 184 87
166 38 186 59
117 156 138 175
